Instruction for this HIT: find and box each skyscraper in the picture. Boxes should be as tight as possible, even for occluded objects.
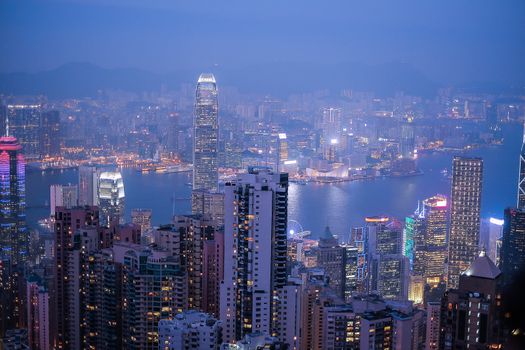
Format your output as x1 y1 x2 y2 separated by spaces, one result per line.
6 104 41 158
518 124 525 209
78 165 98 206
40 110 61 158
193 73 218 192
0 136 28 266
500 208 525 286
98 171 125 226
220 168 288 342
400 116 415 159
49 184 78 217
448 157 483 289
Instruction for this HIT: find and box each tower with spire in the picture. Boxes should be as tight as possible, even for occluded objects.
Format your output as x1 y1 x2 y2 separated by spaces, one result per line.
517 122 525 209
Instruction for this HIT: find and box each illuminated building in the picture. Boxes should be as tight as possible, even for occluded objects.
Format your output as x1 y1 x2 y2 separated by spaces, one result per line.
518 124 525 209
78 165 98 206
49 184 78 217
40 110 61 157
323 306 361 349
98 171 125 226
0 136 28 266
277 133 288 172
158 311 222 350
53 206 99 349
193 73 218 193
220 168 288 342
6 104 40 158
439 252 504 350
350 226 368 293
400 116 415 159
343 245 359 301
448 157 483 289
481 217 504 264
315 226 345 298
500 208 525 286
26 275 50 350
191 190 224 228
412 195 449 288
131 208 152 234
408 275 424 306
425 301 441 350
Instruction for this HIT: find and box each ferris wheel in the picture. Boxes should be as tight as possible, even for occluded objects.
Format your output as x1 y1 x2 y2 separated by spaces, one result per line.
287 220 311 239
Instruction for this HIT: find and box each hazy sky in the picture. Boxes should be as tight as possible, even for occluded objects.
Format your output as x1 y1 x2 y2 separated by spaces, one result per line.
1 0 524 84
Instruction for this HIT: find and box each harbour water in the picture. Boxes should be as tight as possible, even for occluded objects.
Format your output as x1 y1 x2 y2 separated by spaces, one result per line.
26 124 522 239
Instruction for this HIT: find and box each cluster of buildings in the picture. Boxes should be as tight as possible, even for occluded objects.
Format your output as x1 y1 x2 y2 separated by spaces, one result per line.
0 74 524 350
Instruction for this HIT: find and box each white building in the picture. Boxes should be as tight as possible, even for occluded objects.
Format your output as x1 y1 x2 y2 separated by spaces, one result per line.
50 184 78 217
98 171 125 226
220 168 288 343
158 311 222 350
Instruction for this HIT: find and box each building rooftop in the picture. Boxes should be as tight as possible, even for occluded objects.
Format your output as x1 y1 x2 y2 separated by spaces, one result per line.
197 73 216 84
463 251 501 280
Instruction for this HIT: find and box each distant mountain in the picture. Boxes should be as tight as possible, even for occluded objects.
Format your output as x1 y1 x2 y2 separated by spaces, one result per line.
0 61 440 98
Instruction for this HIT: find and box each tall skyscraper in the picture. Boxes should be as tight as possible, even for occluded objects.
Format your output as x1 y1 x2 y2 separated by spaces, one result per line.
98 171 125 226
220 168 288 342
315 226 345 298
500 208 525 286
26 275 50 350
448 157 483 289
400 116 415 159
6 104 41 158
193 73 218 192
0 136 28 266
411 195 448 288
40 110 61 158
78 165 98 206
518 124 525 209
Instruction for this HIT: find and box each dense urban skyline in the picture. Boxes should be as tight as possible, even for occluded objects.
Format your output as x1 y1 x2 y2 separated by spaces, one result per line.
1 1 525 349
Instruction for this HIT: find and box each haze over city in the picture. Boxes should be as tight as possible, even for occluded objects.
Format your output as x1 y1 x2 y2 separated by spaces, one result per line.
0 1 525 350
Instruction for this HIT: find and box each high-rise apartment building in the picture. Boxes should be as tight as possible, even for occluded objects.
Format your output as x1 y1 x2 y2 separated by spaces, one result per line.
131 208 152 234
500 208 525 286
315 226 345 298
53 206 99 349
26 275 50 350
98 171 125 226
220 168 288 342
448 157 483 289
193 73 218 193
158 311 222 350
49 184 78 217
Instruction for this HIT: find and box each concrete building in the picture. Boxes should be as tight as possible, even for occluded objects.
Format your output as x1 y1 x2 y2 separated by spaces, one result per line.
158 311 222 350
220 168 288 342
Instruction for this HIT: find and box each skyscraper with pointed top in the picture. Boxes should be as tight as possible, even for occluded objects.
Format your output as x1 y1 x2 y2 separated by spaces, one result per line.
517 123 525 209
193 73 219 193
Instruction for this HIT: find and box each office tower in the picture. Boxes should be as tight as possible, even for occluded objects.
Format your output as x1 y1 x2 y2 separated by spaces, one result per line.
518 124 525 209
342 245 359 301
400 116 415 159
0 256 20 337
377 254 409 300
500 208 525 285
481 217 504 264
130 208 152 234
315 226 345 298
191 190 224 227
158 311 222 350
412 195 448 288
0 136 28 269
78 165 98 206
53 206 99 349
0 104 6 136
98 171 125 226
350 226 368 293
439 252 504 349
40 110 61 157
6 104 40 158
49 184 78 217
26 275 50 350
408 275 425 306
448 157 483 289
193 73 218 192
404 210 425 270
277 133 288 172
220 168 288 342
